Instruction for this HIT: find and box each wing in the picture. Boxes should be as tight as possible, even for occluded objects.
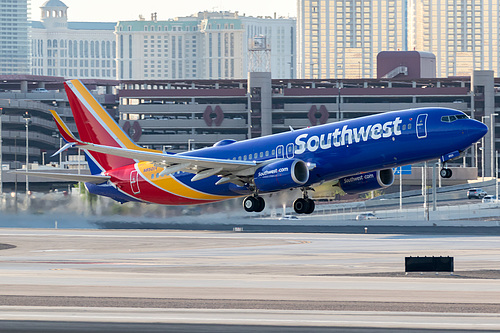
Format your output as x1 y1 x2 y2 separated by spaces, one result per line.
50 109 258 186
76 142 257 185
9 171 110 184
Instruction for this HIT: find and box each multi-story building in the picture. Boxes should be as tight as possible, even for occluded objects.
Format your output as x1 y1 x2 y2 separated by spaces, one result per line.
297 0 408 79
116 11 295 80
30 0 116 79
298 0 500 80
409 0 500 78
0 0 30 75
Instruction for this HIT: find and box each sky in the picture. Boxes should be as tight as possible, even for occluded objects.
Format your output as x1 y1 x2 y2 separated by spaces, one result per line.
30 0 297 22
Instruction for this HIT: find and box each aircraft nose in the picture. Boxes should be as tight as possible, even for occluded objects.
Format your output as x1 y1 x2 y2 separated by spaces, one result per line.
468 119 488 142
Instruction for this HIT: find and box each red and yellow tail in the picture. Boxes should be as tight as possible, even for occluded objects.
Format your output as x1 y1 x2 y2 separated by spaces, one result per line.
61 79 157 172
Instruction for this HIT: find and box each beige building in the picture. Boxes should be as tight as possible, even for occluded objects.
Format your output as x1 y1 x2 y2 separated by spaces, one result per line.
116 11 295 80
31 0 116 79
299 0 500 79
409 0 500 78
297 0 408 79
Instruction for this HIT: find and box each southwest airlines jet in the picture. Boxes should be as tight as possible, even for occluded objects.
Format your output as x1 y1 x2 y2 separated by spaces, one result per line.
22 80 488 214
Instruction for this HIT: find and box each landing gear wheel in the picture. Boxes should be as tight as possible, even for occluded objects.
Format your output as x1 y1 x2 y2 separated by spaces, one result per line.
243 196 258 212
293 198 310 214
305 198 315 214
440 168 452 178
243 196 265 212
254 197 265 213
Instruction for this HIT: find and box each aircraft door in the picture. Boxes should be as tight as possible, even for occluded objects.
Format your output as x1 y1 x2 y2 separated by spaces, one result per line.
416 114 428 139
286 143 295 158
276 145 284 159
130 170 140 194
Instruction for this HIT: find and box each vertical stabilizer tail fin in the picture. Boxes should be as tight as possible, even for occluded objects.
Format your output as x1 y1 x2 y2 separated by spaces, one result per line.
63 79 159 171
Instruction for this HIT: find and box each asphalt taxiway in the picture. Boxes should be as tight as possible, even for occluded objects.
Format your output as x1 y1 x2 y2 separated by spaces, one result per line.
0 228 500 332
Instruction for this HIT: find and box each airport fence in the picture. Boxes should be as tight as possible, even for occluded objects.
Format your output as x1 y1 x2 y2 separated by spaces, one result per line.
311 201 500 222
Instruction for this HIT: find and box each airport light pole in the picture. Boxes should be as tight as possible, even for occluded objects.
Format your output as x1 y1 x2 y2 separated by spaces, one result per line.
481 116 490 181
188 139 195 151
23 112 31 203
496 150 499 202
490 114 498 178
480 147 485 182
399 166 402 211
0 107 3 197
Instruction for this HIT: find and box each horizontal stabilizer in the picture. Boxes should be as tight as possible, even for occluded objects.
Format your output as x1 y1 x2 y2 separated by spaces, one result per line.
9 171 110 184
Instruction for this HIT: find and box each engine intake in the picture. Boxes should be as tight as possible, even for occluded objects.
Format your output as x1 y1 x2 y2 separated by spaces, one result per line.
254 159 309 192
339 169 394 195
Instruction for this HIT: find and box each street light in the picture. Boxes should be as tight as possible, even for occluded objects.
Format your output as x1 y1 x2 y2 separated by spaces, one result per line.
490 114 498 178
479 147 485 182
496 150 499 202
0 107 4 196
481 115 490 181
187 139 195 151
23 112 31 202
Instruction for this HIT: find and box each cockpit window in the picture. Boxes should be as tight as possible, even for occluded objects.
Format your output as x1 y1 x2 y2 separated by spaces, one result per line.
441 114 468 122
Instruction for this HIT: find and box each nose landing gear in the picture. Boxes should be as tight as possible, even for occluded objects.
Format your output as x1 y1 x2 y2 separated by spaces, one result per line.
440 167 452 178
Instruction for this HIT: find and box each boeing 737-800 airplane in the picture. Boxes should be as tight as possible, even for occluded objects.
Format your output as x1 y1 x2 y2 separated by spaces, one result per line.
19 80 488 214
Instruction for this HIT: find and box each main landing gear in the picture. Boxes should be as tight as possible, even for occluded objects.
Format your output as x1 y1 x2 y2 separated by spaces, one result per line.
243 188 316 215
293 188 315 214
243 195 265 213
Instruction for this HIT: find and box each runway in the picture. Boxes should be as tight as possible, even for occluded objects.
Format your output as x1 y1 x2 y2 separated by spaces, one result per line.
0 228 500 332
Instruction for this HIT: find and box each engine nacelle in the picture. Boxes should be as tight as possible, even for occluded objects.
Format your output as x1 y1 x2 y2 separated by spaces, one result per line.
339 169 394 195
254 159 309 192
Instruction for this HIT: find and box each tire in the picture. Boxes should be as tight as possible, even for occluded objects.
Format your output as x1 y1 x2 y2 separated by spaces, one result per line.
293 198 310 214
305 199 315 214
254 197 265 213
243 196 258 212
440 168 452 178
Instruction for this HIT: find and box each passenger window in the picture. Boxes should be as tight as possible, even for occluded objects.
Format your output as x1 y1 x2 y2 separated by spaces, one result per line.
254 153 258 159
265 151 269 157
243 155 247 161
156 173 160 178
260 152 263 158
238 156 242 160
271 149 275 155
151 174 155 179
408 124 412 129
403 125 406 131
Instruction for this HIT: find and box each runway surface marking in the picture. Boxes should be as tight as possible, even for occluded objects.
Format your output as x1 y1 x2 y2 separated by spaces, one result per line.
0 307 499 329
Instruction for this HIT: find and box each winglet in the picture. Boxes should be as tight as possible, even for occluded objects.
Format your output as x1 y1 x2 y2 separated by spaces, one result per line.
51 142 76 157
50 110 80 144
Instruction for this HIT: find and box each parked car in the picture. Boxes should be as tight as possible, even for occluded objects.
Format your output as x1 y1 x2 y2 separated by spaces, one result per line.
355 213 376 221
279 215 300 221
467 188 487 199
482 195 496 203
32 88 49 93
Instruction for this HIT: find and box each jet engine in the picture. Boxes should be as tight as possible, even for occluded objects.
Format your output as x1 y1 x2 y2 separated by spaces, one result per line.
254 159 309 192
339 169 394 195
